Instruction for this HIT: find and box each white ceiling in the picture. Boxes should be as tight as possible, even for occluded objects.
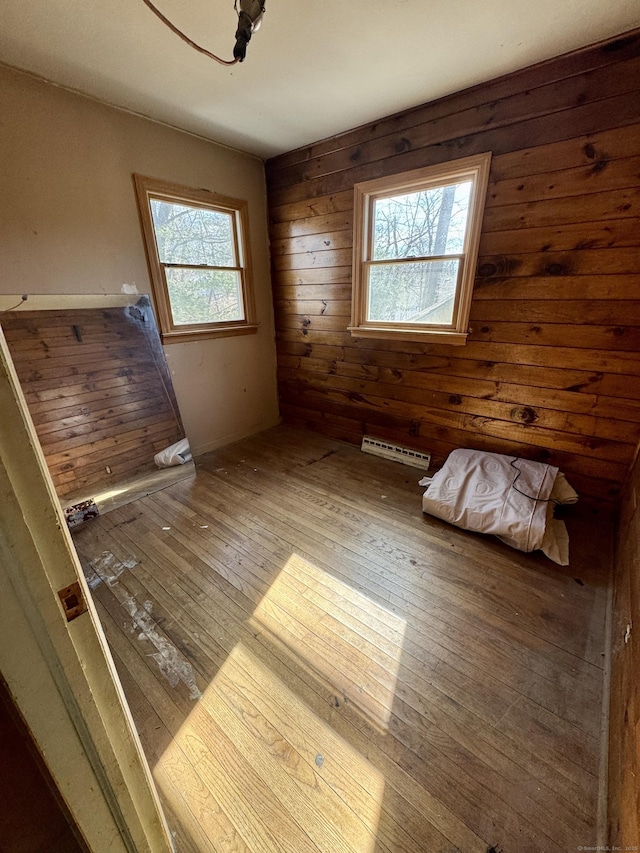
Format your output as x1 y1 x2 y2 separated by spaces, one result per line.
2 0 639 159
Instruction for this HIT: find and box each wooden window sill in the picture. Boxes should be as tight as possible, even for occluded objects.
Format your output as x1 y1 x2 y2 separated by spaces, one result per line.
348 325 468 346
161 324 259 344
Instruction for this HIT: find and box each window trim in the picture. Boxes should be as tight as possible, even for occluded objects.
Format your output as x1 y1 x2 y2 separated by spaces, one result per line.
133 174 258 344
349 152 492 346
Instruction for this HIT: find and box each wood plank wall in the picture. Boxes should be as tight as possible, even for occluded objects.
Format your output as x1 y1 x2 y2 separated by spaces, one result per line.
265 30 640 503
609 449 640 844
1 303 185 500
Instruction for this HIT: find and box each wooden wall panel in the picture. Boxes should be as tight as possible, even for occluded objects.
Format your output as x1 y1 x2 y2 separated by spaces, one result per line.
608 452 640 845
1 304 185 500
266 30 640 503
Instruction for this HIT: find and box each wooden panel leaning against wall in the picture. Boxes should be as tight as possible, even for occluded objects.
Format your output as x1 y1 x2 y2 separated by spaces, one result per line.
1 300 185 501
265 29 640 504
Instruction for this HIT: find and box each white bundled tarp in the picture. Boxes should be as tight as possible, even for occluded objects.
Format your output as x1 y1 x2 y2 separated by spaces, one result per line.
421 449 578 565
154 438 192 468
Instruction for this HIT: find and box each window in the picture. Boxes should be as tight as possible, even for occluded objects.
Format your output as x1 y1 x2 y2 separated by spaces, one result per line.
350 152 491 345
134 175 257 343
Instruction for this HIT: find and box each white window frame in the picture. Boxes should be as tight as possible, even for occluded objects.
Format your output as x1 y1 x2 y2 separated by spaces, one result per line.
134 175 257 344
349 152 491 346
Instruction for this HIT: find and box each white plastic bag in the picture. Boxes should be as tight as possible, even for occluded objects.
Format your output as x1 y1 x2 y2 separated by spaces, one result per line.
154 438 192 468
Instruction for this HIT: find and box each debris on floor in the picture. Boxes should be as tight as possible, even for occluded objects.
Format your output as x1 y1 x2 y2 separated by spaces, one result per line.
86 550 138 589
122 593 202 701
64 499 99 529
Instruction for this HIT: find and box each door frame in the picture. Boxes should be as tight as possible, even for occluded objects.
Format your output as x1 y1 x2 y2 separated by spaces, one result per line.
0 326 173 852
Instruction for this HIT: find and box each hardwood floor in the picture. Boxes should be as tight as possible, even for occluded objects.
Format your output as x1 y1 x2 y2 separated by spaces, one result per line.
72 425 611 853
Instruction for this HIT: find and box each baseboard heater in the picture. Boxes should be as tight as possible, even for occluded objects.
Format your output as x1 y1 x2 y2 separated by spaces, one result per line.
361 436 431 469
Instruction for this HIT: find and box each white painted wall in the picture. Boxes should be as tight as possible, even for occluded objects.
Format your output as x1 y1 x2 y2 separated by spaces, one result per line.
0 64 279 455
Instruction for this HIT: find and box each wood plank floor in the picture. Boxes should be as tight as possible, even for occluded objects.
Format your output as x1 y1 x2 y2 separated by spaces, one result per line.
72 425 611 853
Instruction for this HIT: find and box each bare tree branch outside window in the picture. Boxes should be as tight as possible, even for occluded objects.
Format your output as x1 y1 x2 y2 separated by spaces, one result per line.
150 200 244 325
368 180 471 323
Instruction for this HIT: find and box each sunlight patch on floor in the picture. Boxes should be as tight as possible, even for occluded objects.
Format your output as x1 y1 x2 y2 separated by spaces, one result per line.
250 553 407 730
156 641 386 852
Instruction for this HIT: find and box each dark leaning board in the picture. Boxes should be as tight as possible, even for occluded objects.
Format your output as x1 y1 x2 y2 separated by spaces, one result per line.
1 303 185 500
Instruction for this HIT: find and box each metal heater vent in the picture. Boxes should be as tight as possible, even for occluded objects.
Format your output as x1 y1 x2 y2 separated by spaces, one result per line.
361 436 431 469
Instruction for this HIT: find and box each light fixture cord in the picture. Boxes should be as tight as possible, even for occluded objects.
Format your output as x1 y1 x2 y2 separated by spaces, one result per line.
140 0 239 66
0 296 28 314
